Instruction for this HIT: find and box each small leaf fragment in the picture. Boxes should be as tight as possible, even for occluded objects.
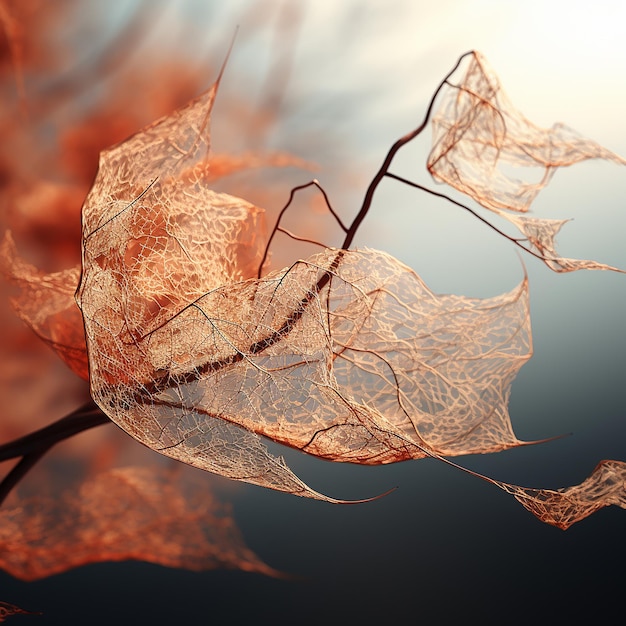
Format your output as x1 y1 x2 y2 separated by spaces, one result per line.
0 600 41 622
428 51 626 272
507 460 626 530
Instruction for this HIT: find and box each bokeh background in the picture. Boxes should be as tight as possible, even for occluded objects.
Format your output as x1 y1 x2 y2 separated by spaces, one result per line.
1 0 624 623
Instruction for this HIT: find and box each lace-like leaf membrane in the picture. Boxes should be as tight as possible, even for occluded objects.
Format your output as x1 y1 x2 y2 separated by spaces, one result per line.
428 51 626 273
4 53 624 527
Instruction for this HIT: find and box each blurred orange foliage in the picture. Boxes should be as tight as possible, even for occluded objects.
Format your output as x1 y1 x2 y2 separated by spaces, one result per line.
0 0 315 579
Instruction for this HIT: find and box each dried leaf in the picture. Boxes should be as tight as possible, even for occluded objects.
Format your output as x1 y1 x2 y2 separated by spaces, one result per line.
428 51 626 272
0 600 40 622
6 53 623 529
70 71 619 529
0 465 277 580
503 213 623 273
0 231 88 379
80 235 537 490
75 77 542 502
504 460 626 530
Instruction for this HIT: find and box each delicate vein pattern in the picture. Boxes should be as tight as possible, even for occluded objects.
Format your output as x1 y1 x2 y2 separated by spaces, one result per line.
506 460 626 530
428 51 626 272
46 58 621 525
76 76 538 500
0 466 277 580
81 236 534 467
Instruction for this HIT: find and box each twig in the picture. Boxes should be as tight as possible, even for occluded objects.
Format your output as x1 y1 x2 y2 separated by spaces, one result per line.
342 51 475 250
384 171 556 265
0 401 110 504
258 179 347 278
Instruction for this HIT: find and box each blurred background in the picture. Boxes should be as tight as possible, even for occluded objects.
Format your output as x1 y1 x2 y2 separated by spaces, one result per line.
0 0 624 623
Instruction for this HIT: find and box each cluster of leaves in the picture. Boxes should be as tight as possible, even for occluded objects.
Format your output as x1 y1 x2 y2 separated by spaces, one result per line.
4 49 624 532
0 0 315 586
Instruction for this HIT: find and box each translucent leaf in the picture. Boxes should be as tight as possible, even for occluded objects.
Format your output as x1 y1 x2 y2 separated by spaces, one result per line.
504 460 626 530
80 229 536 491
0 231 88 380
44 63 621 526
504 214 624 273
428 51 626 272
76 85 538 496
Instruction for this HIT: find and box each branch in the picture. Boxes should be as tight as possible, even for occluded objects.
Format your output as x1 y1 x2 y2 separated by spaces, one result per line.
0 401 110 505
139 52 480 399
341 51 475 250
258 179 347 279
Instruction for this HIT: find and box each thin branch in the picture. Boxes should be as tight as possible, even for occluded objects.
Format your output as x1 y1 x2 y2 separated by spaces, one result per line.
0 401 110 505
342 51 475 250
277 226 332 249
258 179 347 278
384 171 557 265
0 400 109 462
0 448 50 506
